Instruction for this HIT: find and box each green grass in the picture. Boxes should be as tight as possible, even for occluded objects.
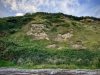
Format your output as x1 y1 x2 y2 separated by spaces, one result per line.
0 60 15 67
0 39 100 69
0 12 100 69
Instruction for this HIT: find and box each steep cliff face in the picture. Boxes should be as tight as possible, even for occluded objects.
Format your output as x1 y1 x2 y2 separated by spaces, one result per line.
0 12 100 68
17 13 100 49
26 24 49 40
0 12 100 50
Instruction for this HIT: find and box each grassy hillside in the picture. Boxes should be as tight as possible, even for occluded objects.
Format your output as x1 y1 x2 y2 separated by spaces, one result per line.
0 12 100 69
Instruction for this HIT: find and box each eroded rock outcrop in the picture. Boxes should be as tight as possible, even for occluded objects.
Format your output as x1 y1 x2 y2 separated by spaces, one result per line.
27 24 49 40
55 33 73 42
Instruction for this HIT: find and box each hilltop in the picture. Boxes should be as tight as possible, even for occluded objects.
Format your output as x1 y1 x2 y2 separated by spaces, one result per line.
0 12 100 69
1 12 100 49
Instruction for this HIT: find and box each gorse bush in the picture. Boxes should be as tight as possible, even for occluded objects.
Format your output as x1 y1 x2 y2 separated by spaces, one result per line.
0 13 33 34
43 21 52 28
72 22 77 26
0 12 100 69
61 23 70 28
0 39 100 69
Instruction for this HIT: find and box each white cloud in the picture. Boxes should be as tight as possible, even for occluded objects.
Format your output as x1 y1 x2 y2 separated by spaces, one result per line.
1 0 18 11
15 13 24 16
1 0 79 13
1 0 39 12
1 0 100 17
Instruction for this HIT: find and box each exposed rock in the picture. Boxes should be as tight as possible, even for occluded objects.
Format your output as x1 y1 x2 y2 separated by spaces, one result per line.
72 44 86 49
57 46 65 49
27 24 49 40
46 58 65 64
46 44 57 48
55 33 73 42
17 58 23 65
34 32 49 40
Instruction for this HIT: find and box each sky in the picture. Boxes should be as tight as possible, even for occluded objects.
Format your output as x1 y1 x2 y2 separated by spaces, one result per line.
0 0 100 18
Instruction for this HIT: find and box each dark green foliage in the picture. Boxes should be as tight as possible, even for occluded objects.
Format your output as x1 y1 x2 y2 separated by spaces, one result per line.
44 21 52 28
0 60 15 67
0 19 8 31
95 57 100 68
41 13 64 23
0 12 100 68
50 18 64 23
61 23 70 28
72 22 77 26
24 12 32 17
87 20 92 23
9 29 17 34
51 26 57 32
48 16 64 23
0 14 33 34
0 38 100 68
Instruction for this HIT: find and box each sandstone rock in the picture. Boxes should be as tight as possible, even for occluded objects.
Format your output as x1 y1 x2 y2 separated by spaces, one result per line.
26 24 49 40
55 33 73 42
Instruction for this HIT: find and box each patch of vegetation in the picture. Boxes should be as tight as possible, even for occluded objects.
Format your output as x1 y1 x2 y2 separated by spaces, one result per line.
61 23 70 28
0 60 15 67
0 12 100 69
51 26 57 32
0 38 100 69
43 21 52 28
71 21 77 26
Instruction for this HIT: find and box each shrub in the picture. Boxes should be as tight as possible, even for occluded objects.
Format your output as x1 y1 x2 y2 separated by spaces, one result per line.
61 23 70 28
43 21 52 28
72 22 77 26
